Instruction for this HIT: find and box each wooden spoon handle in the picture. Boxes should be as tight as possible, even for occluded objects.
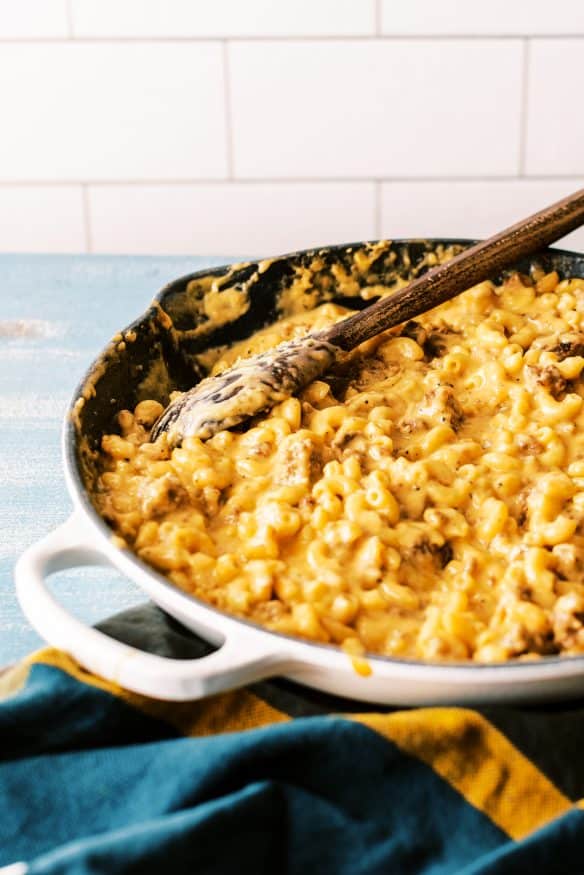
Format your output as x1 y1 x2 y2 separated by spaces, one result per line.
324 188 584 351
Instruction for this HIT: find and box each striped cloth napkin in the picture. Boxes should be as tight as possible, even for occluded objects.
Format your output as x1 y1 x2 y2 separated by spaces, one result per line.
1 604 582 874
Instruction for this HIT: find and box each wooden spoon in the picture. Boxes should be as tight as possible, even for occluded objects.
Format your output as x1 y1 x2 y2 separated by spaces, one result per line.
151 188 584 446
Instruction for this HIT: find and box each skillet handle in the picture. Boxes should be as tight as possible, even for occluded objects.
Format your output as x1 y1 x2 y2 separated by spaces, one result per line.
15 514 289 701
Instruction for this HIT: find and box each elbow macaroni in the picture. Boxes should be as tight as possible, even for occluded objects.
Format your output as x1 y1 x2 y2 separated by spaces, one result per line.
94 269 584 663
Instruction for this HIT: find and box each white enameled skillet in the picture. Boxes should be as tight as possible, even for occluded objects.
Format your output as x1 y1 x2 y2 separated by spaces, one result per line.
15 240 584 704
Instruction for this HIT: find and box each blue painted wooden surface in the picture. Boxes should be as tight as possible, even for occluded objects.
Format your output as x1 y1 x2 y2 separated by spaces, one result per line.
0 254 232 664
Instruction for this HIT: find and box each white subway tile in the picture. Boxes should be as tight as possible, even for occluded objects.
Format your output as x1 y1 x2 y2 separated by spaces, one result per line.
381 0 584 35
71 0 375 37
525 40 584 177
0 43 227 182
230 40 523 179
88 183 376 255
0 0 68 38
0 186 86 252
380 179 584 252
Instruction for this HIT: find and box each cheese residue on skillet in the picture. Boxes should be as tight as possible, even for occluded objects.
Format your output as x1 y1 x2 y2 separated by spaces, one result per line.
93 269 584 664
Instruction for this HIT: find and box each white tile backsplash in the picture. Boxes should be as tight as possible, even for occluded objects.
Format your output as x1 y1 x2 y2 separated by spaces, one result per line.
88 183 376 255
0 0 68 38
525 40 584 177
0 186 85 252
380 180 584 252
0 5 583 256
0 43 227 182
71 0 375 38
229 40 523 179
381 0 584 35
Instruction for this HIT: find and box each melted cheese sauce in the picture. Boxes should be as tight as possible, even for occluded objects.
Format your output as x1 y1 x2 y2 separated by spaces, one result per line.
94 270 584 663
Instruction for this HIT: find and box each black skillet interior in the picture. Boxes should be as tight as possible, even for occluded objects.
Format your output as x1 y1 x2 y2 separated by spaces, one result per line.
70 238 584 491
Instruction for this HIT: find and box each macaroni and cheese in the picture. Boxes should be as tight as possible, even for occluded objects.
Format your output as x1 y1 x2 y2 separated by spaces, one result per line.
94 267 584 663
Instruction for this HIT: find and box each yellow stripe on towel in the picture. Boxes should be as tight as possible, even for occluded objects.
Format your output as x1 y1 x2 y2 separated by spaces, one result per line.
30 649 289 737
355 709 571 840
0 660 32 702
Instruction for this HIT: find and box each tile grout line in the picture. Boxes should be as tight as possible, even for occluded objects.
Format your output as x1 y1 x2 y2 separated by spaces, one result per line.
222 41 234 180
375 181 382 237
64 0 74 38
375 0 382 36
81 184 92 252
518 38 530 177
1 176 584 187
0 35 582 43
